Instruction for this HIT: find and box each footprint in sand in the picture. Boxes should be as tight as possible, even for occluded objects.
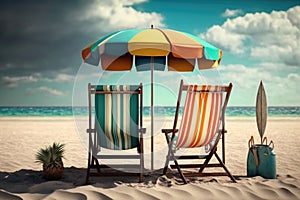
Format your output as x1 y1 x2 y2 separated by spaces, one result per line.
158 176 173 187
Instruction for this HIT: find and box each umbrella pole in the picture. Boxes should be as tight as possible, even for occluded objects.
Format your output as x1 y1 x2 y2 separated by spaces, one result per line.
151 56 154 171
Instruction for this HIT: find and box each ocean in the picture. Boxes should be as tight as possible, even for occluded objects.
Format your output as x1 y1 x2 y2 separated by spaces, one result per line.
0 106 299 117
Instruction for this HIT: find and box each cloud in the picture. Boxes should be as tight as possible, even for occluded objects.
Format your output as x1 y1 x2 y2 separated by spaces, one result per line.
43 73 75 83
199 6 300 106
54 74 74 82
0 0 164 77
222 9 243 18
1 73 75 88
82 0 164 31
38 86 64 96
200 6 300 66
199 25 246 54
2 75 38 88
219 64 300 106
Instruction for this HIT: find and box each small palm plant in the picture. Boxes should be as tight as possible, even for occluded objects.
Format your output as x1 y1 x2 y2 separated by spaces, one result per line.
35 142 65 180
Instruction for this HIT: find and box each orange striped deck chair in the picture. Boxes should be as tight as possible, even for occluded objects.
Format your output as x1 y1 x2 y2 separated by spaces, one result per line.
86 83 145 184
162 80 236 183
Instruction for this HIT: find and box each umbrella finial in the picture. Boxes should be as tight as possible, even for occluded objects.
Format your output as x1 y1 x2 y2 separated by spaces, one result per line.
151 24 153 29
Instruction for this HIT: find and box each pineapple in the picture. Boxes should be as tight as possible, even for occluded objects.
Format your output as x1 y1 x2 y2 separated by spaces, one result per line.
35 142 65 180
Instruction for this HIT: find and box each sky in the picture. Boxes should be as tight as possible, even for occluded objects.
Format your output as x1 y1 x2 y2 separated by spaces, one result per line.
0 0 300 106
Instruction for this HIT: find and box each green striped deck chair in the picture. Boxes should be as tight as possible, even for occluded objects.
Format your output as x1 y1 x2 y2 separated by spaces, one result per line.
86 83 145 184
162 80 236 184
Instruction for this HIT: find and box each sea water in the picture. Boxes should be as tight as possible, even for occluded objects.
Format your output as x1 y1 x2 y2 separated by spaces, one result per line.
0 106 299 117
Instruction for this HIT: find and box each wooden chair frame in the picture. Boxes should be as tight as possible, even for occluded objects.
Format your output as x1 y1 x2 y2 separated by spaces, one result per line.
162 80 236 184
86 83 145 184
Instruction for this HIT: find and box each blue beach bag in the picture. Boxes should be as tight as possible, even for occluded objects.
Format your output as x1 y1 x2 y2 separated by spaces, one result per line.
247 136 276 179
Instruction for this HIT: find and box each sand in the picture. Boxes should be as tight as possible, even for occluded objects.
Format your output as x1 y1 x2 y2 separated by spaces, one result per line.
0 116 300 199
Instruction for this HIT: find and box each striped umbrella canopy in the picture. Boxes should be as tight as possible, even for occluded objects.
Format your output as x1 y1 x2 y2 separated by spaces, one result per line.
82 26 222 71
81 26 222 170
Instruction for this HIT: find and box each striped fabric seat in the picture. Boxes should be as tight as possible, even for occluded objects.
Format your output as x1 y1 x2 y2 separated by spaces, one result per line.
94 85 140 150
176 85 223 148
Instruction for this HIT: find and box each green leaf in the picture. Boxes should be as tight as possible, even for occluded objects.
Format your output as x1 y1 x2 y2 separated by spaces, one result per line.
35 142 65 167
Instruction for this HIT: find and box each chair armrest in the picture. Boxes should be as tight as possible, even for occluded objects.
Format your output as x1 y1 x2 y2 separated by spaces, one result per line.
161 129 178 134
140 128 146 134
86 128 95 133
218 129 227 133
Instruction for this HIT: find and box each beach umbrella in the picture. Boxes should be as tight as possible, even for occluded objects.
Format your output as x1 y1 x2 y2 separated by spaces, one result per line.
82 26 222 170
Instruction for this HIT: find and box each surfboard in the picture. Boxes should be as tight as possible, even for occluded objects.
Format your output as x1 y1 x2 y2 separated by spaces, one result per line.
256 81 267 144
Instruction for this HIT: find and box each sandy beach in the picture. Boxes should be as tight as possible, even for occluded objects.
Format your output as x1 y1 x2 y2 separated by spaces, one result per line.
1 116 300 199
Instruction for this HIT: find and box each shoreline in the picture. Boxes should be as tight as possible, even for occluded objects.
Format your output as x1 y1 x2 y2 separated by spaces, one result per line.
0 115 299 120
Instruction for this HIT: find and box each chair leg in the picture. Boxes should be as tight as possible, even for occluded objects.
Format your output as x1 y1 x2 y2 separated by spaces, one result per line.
198 152 214 173
214 152 236 183
199 134 221 173
139 143 144 182
173 155 188 184
85 152 92 184
163 133 172 175
163 133 187 183
163 152 171 175
93 156 101 173
139 155 143 182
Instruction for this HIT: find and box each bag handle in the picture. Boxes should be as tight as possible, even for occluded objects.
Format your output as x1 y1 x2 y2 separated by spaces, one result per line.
248 136 259 167
262 137 268 145
262 137 274 149
268 140 274 149
248 136 254 149
248 136 274 149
